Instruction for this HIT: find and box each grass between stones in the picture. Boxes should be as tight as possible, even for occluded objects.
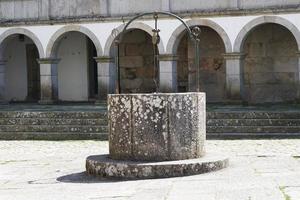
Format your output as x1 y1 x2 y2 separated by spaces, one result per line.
292 155 300 159
0 160 30 165
279 186 291 200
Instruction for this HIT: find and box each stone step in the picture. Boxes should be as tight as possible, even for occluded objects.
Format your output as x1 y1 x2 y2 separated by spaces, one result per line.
0 118 108 126
207 112 300 119
207 119 300 126
0 112 107 119
0 125 108 133
207 126 300 133
1 109 300 140
0 132 108 140
207 132 300 139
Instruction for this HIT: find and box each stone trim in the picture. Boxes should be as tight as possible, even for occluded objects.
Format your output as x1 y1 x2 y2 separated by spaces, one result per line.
46 25 103 57
166 19 233 54
94 56 115 63
223 53 246 60
158 54 178 61
0 28 45 58
104 22 165 56
37 58 61 64
233 16 300 52
0 60 7 65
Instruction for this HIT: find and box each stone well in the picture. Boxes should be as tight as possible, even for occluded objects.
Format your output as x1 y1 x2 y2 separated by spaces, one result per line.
86 93 228 179
109 92 206 161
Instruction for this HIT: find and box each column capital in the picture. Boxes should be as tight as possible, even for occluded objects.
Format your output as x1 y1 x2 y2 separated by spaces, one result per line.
223 53 246 60
94 56 114 63
37 58 60 64
158 54 178 61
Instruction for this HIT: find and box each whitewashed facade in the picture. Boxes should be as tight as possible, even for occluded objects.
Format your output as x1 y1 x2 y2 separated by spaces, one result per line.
1 0 300 103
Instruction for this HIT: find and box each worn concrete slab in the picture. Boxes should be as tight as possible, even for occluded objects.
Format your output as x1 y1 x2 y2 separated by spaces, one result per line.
0 140 300 199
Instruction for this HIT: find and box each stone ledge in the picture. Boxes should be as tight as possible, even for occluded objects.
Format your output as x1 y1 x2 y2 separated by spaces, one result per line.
2 7 300 27
86 153 229 179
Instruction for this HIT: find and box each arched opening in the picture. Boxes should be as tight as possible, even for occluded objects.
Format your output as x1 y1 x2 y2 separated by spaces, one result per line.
52 31 98 101
176 26 226 102
117 29 158 93
1 34 40 102
242 23 298 103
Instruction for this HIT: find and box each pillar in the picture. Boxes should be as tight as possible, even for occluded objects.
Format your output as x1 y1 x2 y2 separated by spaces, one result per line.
37 58 60 104
296 52 300 99
0 60 6 103
223 53 245 101
158 54 178 92
94 56 115 101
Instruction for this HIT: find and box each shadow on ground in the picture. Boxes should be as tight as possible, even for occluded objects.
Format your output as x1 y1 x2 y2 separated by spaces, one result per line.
56 172 136 183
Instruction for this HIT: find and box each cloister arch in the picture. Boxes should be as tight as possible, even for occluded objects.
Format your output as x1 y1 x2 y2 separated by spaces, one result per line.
46 25 102 58
176 26 227 102
0 28 44 102
46 26 102 101
0 28 44 58
167 19 232 54
104 22 165 56
234 16 300 52
236 16 300 103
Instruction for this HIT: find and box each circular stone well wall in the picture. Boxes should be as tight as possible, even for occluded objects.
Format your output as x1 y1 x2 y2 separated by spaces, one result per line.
108 92 206 161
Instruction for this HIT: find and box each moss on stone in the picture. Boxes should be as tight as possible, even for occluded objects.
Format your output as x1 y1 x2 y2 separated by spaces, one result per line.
279 186 291 200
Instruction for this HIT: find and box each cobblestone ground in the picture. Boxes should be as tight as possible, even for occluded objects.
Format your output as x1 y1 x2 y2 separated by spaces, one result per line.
0 140 300 200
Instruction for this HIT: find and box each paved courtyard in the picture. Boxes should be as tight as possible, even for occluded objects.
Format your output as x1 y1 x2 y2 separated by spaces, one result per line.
0 140 300 200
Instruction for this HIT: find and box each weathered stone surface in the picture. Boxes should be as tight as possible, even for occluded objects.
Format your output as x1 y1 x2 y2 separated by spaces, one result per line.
2 0 300 23
0 107 108 140
86 153 228 179
243 23 299 104
119 30 157 93
108 92 206 161
2 105 300 141
177 27 226 102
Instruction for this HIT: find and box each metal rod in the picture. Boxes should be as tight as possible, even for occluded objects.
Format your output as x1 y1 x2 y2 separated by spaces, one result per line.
191 26 201 92
115 41 120 94
118 11 196 44
195 40 200 92
114 11 201 94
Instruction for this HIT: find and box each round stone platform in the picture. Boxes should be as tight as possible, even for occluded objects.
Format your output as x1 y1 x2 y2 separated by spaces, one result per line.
86 154 229 179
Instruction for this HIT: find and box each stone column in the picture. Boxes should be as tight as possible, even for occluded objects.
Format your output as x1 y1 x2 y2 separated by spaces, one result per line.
0 60 6 103
161 0 170 11
37 58 60 104
94 56 115 101
158 54 178 92
223 53 246 101
296 52 300 99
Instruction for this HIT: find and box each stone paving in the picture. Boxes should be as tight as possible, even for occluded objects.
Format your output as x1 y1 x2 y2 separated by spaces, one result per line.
0 140 300 200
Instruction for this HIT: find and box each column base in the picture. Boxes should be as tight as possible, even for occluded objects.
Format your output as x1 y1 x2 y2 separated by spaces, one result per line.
94 100 107 105
0 100 9 105
38 100 57 105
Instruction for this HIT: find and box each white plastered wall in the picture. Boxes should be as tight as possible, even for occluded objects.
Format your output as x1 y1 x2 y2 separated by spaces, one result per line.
0 13 300 101
4 36 34 101
56 32 88 101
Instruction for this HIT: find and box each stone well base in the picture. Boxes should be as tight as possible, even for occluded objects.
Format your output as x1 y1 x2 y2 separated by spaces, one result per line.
86 154 229 179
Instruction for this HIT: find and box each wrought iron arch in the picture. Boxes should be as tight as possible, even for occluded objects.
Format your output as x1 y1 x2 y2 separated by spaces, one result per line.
113 11 201 93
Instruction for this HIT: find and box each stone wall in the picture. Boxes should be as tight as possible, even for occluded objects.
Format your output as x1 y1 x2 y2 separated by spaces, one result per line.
1 0 300 23
243 23 299 103
177 27 226 102
3 35 35 101
119 30 157 93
